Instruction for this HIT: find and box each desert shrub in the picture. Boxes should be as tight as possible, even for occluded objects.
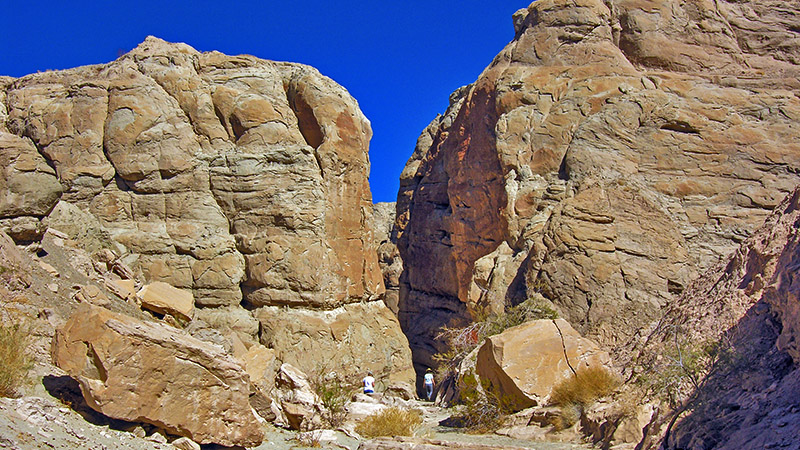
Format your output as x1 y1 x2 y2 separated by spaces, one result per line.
447 372 517 433
355 406 422 438
635 326 743 407
0 320 34 397
309 367 354 428
549 366 620 408
548 366 620 429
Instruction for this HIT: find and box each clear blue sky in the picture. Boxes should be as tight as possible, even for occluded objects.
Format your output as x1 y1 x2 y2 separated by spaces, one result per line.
0 1 527 203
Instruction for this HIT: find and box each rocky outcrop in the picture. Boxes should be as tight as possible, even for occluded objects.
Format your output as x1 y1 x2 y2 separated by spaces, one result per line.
373 202 402 314
52 304 263 447
631 187 800 449
395 0 800 372
255 301 414 385
0 37 412 382
476 319 613 410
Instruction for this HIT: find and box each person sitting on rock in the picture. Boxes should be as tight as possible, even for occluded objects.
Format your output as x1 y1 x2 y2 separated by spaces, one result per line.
424 368 435 401
363 371 375 394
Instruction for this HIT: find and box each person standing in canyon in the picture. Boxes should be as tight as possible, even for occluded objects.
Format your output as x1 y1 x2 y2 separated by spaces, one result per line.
424 368 435 401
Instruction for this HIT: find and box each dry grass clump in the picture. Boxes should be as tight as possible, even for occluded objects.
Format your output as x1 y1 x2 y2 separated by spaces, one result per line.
550 366 620 407
548 366 620 430
0 321 34 397
355 407 422 438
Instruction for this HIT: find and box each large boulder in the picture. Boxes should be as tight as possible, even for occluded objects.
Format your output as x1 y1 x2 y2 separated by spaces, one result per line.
51 305 263 447
1 37 412 383
476 319 612 409
395 0 800 372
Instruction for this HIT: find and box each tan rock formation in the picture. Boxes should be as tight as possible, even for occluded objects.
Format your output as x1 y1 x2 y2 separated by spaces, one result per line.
273 363 323 430
395 0 800 372
0 37 412 382
51 304 263 447
373 202 402 314
255 301 414 385
476 319 613 410
138 281 195 321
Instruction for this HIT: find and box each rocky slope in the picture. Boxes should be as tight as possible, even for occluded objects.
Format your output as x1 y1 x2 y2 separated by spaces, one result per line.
629 186 800 449
395 0 800 375
0 37 412 383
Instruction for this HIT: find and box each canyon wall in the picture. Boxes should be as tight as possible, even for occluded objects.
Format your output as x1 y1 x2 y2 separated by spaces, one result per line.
0 37 412 381
396 0 800 372
633 187 800 449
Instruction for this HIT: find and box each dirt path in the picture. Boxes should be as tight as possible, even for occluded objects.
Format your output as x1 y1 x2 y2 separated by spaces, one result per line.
0 394 594 450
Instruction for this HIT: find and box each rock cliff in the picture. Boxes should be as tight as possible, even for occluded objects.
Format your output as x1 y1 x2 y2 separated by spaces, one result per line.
0 37 412 382
395 0 800 373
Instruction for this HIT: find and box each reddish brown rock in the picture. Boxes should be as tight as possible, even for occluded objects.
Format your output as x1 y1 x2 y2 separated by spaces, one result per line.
395 0 800 373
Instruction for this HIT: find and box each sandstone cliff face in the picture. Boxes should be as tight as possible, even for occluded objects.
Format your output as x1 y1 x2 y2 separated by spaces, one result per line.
633 187 800 449
0 37 412 381
396 0 800 370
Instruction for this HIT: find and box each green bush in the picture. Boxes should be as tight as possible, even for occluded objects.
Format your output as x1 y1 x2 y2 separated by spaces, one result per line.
309 368 354 428
0 321 34 397
449 372 517 433
355 407 422 438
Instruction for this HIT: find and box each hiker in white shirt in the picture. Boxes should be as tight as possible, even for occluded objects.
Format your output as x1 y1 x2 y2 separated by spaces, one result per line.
424 368 435 401
363 371 375 394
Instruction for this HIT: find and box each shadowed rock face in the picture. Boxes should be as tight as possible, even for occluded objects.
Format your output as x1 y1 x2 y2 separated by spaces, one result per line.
396 0 800 373
0 37 412 382
633 187 800 449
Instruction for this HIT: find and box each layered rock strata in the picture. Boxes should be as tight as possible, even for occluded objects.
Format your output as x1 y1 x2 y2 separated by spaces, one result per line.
395 0 800 372
0 37 412 381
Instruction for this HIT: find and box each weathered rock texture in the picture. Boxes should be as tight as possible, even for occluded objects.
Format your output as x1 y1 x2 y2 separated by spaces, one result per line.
255 301 415 384
476 319 612 410
631 187 800 450
0 37 412 381
52 304 263 447
373 202 403 314
395 0 800 372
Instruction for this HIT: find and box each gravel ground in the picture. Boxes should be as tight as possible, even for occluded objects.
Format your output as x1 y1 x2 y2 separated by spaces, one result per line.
0 393 595 450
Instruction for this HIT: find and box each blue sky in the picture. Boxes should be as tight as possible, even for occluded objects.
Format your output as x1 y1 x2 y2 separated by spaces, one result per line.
0 1 526 203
